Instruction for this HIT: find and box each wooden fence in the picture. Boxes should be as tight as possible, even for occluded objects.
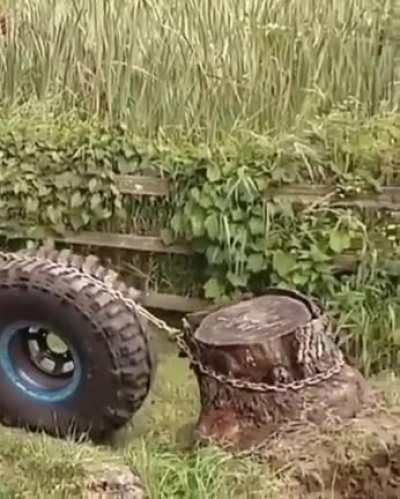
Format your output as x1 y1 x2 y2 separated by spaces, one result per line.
11 176 400 313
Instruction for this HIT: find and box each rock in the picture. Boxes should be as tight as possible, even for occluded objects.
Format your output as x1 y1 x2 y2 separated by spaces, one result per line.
84 462 146 499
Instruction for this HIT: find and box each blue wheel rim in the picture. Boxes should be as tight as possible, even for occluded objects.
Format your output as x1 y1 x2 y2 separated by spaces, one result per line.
0 321 82 402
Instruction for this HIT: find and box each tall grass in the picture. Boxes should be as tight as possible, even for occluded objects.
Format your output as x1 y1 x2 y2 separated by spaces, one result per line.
0 0 398 138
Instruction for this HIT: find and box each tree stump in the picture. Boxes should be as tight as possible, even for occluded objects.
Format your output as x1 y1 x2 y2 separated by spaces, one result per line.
181 288 371 450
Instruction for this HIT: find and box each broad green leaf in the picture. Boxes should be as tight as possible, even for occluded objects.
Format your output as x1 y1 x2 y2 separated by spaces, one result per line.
38 185 52 197
249 217 265 235
90 193 102 209
81 212 90 225
309 244 331 262
204 213 220 240
171 213 184 235
14 181 28 194
183 199 197 218
191 211 205 237
117 157 133 174
204 278 225 299
26 226 48 239
47 206 60 224
70 215 85 231
198 194 213 209
206 246 224 264
251 237 266 252
123 146 136 160
114 196 122 210
26 198 39 213
247 253 265 273
292 272 309 286
206 163 221 182
71 191 83 208
273 250 296 277
88 178 98 192
190 187 201 202
232 209 245 222
50 152 62 163
214 196 228 211
56 191 68 204
329 230 351 253
54 173 72 189
227 271 249 287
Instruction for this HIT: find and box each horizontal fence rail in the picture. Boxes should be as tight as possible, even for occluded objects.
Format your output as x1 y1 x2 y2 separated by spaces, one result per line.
113 175 400 210
265 184 400 210
16 231 191 255
13 175 400 312
141 292 208 313
115 175 169 196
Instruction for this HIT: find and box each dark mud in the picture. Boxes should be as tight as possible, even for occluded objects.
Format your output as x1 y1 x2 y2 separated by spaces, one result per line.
300 444 400 498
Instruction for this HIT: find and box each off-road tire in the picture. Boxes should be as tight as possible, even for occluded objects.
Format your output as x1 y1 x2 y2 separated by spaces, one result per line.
18 245 141 302
18 245 158 384
0 252 155 440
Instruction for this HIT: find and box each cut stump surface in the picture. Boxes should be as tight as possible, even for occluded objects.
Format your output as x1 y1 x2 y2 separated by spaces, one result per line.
195 294 312 345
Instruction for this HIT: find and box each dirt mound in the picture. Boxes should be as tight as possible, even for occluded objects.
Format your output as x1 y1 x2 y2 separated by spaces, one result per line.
324 445 400 499
298 443 400 498
259 397 400 498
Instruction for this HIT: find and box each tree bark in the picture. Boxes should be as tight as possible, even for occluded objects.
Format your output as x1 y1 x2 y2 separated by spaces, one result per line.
182 289 371 450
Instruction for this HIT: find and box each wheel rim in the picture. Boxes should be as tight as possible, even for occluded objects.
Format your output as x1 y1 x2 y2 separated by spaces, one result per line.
0 321 82 402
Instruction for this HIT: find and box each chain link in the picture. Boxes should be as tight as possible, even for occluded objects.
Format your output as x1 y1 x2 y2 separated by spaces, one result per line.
175 326 344 393
0 250 348 457
0 250 345 394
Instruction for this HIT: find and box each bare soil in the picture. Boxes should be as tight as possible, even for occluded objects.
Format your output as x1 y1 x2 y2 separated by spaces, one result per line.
262 402 400 498
147 332 400 498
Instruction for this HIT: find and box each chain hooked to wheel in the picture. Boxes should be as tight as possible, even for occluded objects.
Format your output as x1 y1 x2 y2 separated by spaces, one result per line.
0 247 354 456
127 283 345 396
0 248 155 440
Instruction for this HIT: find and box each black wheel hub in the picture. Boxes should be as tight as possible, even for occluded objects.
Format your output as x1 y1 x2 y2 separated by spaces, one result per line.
26 325 75 377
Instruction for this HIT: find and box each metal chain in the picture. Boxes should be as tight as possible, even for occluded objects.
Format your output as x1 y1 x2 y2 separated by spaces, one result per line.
0 250 349 458
231 420 309 459
0 251 345 394
175 325 344 393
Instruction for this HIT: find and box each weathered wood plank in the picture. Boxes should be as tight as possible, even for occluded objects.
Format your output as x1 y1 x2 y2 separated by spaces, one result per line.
266 184 400 210
139 256 400 313
110 176 400 209
115 175 169 197
7 231 393 272
11 232 191 255
142 292 209 312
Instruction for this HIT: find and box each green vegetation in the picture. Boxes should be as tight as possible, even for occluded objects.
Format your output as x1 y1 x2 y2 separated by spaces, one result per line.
0 0 398 137
2 111 400 373
0 335 399 498
1 1 400 496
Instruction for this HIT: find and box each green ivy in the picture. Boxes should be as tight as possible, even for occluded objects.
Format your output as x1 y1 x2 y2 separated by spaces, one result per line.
2 109 400 373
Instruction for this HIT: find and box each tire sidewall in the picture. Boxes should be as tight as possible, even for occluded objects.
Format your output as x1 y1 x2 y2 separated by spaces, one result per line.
0 286 121 436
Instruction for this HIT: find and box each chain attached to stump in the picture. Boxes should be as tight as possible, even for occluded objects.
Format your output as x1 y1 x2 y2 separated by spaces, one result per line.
174 301 345 395
131 294 345 397
0 251 347 458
